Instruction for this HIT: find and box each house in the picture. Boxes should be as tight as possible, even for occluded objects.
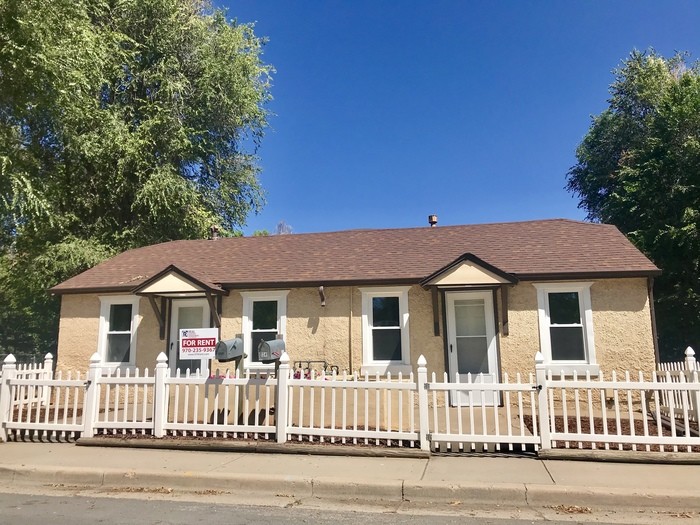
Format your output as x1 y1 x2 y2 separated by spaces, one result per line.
51 219 661 384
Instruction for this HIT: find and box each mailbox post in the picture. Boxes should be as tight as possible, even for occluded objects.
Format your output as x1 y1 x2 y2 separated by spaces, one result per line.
275 352 290 443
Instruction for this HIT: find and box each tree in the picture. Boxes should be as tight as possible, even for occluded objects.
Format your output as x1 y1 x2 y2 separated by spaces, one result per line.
567 49 700 361
0 0 272 358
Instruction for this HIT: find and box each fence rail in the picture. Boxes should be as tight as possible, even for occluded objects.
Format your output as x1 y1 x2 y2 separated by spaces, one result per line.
1 348 699 453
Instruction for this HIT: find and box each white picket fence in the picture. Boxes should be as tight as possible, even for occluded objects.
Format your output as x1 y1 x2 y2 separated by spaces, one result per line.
1 349 699 453
656 347 700 426
0 353 54 409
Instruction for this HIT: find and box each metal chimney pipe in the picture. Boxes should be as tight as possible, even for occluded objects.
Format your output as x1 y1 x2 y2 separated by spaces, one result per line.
428 214 438 227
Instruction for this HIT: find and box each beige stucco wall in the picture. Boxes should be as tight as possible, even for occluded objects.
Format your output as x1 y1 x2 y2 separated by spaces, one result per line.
498 278 655 377
590 278 655 376
136 299 162 369
56 294 101 373
55 278 655 378
56 294 162 373
220 285 446 378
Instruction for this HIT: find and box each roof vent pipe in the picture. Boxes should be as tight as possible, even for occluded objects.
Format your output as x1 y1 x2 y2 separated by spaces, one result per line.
428 214 438 227
210 225 219 240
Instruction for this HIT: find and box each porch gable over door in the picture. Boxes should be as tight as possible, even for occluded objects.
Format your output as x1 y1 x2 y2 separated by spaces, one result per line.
421 253 518 288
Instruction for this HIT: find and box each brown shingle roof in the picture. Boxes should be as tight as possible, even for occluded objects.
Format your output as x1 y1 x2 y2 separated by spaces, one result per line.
51 219 660 294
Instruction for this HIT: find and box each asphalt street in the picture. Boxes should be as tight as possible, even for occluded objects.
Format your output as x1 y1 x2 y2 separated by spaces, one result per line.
0 488 690 525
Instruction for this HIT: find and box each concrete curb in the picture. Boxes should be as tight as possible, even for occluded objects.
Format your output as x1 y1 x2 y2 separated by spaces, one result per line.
524 483 700 510
539 448 700 464
76 437 431 459
403 480 528 506
0 465 106 486
3 463 700 511
312 477 404 502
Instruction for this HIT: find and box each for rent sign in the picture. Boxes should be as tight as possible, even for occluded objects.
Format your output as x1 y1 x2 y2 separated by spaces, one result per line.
179 328 218 359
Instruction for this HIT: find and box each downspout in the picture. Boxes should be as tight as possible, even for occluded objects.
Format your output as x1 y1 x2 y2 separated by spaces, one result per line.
648 277 660 364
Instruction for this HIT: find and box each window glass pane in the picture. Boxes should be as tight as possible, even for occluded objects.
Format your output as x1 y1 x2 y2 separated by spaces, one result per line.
454 300 486 336
107 333 130 363
174 305 207 373
252 331 277 362
253 301 277 330
372 328 402 361
178 306 204 329
550 327 585 360
372 297 399 327
456 337 489 374
548 292 581 325
110 304 132 332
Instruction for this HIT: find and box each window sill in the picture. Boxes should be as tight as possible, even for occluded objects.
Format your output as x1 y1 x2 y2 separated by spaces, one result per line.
544 363 600 378
360 363 413 377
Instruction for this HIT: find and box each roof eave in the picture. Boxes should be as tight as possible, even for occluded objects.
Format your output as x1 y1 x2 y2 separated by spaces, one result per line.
50 285 135 296
219 277 421 290
50 269 662 295
516 269 662 281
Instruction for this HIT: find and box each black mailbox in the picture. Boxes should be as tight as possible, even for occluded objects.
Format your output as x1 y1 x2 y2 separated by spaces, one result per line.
215 337 244 363
258 339 285 364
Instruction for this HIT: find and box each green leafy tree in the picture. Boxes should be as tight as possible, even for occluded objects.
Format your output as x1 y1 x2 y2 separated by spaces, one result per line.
567 50 700 361
0 0 272 358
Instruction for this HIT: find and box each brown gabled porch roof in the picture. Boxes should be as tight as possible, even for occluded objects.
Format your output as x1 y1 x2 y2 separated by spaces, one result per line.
50 219 660 294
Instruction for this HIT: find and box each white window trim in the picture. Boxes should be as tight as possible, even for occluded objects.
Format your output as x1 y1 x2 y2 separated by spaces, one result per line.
97 295 140 371
360 286 411 375
533 282 598 376
241 290 289 370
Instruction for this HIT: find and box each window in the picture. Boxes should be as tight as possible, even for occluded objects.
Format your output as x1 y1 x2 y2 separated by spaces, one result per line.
241 291 289 368
98 296 140 368
534 283 598 375
360 287 411 374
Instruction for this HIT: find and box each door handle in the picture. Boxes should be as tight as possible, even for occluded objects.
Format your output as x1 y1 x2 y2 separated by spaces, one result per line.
450 344 453 353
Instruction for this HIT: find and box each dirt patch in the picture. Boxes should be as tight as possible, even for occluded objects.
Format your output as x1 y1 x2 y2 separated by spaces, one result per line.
91 429 420 449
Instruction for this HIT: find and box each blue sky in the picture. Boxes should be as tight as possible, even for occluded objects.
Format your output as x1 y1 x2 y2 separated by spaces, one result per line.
218 1 700 235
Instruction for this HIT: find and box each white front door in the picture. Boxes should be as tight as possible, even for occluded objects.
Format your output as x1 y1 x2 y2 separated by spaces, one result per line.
445 291 499 406
169 298 211 375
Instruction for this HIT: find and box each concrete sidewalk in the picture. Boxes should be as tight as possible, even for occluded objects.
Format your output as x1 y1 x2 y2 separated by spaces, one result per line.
0 440 699 514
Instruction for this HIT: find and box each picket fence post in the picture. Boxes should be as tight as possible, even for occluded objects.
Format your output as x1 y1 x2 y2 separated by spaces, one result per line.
684 347 700 423
41 353 54 406
153 352 168 438
43 353 54 374
275 352 290 444
685 347 697 371
0 354 17 442
82 353 101 438
535 352 551 450
416 355 430 451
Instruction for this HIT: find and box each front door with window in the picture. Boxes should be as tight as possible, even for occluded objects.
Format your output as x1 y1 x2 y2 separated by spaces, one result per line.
169 298 211 375
445 291 499 406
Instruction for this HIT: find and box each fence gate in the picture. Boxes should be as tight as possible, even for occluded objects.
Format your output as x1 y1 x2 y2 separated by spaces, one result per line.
424 370 540 453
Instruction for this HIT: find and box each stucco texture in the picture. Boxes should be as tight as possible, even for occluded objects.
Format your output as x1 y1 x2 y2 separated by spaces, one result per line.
498 278 655 377
56 294 161 373
56 295 101 373
261 285 444 377
590 278 655 376
55 279 655 378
